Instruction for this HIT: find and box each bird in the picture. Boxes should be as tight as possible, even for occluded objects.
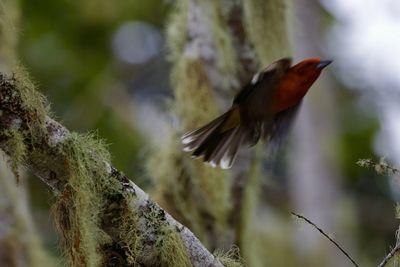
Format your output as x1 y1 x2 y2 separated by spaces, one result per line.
181 57 332 169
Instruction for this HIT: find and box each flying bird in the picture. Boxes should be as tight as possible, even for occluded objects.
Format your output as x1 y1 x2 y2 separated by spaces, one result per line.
181 57 332 169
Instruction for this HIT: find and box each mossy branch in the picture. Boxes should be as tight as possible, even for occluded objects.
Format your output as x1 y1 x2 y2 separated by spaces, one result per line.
0 72 224 267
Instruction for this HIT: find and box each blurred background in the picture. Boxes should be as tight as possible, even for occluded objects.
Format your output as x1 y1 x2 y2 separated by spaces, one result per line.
1 0 400 266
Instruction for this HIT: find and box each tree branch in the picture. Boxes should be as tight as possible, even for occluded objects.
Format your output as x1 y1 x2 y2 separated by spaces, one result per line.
378 242 400 267
0 73 223 266
291 212 359 267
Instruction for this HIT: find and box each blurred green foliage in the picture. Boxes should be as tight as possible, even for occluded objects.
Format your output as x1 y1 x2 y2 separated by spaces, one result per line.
19 0 170 179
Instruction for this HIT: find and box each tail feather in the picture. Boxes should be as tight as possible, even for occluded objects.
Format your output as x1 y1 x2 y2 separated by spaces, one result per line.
221 127 247 169
208 127 239 165
181 111 230 151
181 109 246 169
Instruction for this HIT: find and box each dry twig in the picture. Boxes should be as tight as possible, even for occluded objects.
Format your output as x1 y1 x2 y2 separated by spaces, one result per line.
291 211 359 267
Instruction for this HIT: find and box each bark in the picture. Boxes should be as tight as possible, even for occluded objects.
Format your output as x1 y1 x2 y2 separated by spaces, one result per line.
0 74 223 267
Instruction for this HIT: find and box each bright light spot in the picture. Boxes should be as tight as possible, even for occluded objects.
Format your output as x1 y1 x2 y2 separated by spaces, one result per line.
112 21 163 64
321 0 400 91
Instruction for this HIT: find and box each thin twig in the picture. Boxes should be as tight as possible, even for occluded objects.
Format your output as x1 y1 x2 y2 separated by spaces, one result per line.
291 211 359 267
378 242 400 267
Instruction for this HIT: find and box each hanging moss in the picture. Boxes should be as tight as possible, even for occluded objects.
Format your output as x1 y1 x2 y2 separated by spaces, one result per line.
172 58 220 129
0 0 19 73
51 131 194 266
166 0 189 61
0 66 50 183
52 132 119 266
167 0 239 92
146 130 203 233
201 0 240 90
158 225 192 267
148 57 231 247
214 246 245 267
0 67 197 265
242 0 291 66
16 66 48 112
2 128 26 182
117 195 142 265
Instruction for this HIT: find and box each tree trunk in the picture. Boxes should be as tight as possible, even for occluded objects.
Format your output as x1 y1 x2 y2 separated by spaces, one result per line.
148 0 291 265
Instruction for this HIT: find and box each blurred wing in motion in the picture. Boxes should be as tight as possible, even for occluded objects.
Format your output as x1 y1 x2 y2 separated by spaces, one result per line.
263 102 302 154
181 58 293 169
181 108 249 169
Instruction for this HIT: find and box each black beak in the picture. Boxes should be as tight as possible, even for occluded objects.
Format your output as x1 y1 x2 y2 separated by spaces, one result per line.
316 60 333 69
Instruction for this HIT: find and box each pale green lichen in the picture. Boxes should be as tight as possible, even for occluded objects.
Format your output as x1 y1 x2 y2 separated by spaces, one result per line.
215 246 245 267
358 158 400 266
357 158 399 175
118 196 142 265
119 195 192 266
12 65 49 121
172 57 220 129
166 0 189 61
201 0 240 90
0 0 19 73
0 66 48 181
242 0 291 66
146 132 211 244
51 130 194 266
53 132 118 266
167 0 239 92
148 57 231 247
158 224 192 267
3 128 26 182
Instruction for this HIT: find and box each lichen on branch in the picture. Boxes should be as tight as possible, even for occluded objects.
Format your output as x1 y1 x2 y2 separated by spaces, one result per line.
0 69 226 266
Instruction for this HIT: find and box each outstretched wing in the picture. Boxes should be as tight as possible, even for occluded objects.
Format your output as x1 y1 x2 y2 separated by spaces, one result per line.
233 57 293 146
233 57 292 107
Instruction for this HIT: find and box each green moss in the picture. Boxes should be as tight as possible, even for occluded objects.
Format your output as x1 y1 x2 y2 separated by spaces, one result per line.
172 58 220 129
357 158 399 175
0 0 19 71
118 196 142 265
146 130 208 243
148 57 231 247
0 67 48 158
53 132 119 266
215 246 245 267
12 65 49 121
0 66 49 164
242 0 291 66
201 0 239 91
120 196 192 266
3 128 26 182
166 0 189 61
172 58 231 226
50 131 195 266
158 225 192 267
167 0 239 91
